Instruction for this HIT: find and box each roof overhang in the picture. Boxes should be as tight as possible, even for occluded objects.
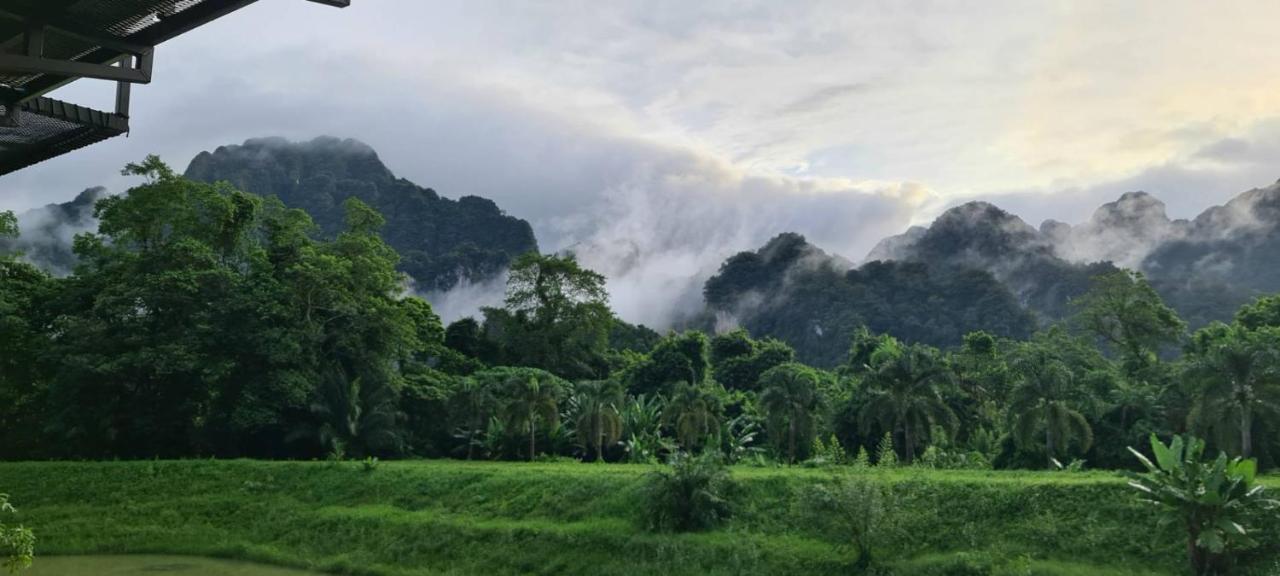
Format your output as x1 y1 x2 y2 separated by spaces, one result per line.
0 0 348 176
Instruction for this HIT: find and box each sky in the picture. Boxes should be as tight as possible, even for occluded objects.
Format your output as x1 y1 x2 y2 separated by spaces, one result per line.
3 0 1280 324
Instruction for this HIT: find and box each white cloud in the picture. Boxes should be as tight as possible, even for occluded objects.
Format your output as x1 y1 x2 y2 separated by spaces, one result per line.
4 0 1280 327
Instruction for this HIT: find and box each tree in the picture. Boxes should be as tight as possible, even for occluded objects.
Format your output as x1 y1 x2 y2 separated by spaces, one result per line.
1008 344 1095 468
294 369 403 459
1073 270 1185 374
0 212 15 244
35 158 420 459
449 376 495 460
625 331 712 396
665 383 723 453
1127 434 1278 575
643 452 733 533
1183 323 1280 459
0 494 33 574
482 253 612 379
758 363 826 463
573 379 624 461
1234 295 1280 331
712 330 795 392
857 344 957 464
501 373 562 460
796 477 895 569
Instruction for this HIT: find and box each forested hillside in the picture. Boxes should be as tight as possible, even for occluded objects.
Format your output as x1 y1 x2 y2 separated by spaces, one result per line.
700 233 1036 366
870 182 1280 329
185 136 537 292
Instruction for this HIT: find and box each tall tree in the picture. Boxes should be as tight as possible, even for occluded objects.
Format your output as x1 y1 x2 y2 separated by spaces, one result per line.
1234 295 1280 331
573 379 624 461
759 363 827 463
482 253 612 379
625 331 712 396
501 374 562 461
665 383 723 453
1073 270 1185 375
1008 344 1095 468
1183 323 1280 459
857 344 957 464
450 376 495 460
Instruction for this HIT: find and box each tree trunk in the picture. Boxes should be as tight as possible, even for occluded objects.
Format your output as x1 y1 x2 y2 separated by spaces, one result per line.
1241 405 1253 459
1046 423 1055 470
596 413 604 462
467 424 476 461
529 413 537 462
788 417 797 464
903 425 914 465
1188 522 1206 576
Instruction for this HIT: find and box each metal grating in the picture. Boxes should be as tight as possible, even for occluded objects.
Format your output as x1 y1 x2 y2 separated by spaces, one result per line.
0 0 349 176
0 97 128 175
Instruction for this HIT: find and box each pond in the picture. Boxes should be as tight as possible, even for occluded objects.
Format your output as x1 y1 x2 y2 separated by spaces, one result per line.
27 555 323 575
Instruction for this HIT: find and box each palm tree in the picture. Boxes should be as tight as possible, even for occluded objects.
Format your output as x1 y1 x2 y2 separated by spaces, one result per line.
1008 346 1093 468
665 383 723 453
857 345 957 465
574 379 624 461
451 376 494 460
759 363 827 464
502 375 561 461
293 367 403 459
1185 324 1280 459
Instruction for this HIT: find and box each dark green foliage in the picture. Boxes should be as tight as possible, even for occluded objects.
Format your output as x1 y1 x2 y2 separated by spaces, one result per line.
703 233 1036 367
1182 323 1280 464
1235 295 1280 331
858 343 958 465
1007 343 1096 468
609 318 661 353
664 383 724 452
481 253 612 380
624 331 712 396
1127 434 1280 575
758 363 827 463
5 158 422 459
1073 270 1186 374
711 329 795 391
184 137 537 292
643 453 734 532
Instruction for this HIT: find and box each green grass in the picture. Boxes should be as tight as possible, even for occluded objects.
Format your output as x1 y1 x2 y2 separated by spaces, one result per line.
2 461 1277 575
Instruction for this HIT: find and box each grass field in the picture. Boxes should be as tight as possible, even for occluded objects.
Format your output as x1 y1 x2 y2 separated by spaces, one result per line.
2 461 1278 575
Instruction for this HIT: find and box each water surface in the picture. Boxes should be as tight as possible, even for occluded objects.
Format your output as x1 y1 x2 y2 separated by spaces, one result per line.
27 555 322 575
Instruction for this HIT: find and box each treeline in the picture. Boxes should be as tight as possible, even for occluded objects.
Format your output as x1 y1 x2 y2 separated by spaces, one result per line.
2 160 1279 470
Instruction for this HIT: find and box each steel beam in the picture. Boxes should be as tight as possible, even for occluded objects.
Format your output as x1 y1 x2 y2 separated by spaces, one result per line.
0 53 151 83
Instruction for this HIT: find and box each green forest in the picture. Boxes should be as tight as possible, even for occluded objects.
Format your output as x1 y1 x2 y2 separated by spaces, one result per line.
2 159 1279 575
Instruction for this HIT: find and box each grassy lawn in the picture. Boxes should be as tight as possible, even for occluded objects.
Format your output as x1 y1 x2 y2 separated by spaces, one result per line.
2 461 1277 575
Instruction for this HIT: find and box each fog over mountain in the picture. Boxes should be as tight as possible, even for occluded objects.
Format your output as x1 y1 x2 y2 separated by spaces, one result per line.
5 136 1279 341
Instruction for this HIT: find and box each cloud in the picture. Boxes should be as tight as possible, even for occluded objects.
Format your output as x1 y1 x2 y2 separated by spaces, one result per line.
5 0 1280 329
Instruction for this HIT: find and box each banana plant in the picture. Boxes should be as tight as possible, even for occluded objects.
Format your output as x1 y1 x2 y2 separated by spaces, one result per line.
1126 434 1278 575
0 494 34 574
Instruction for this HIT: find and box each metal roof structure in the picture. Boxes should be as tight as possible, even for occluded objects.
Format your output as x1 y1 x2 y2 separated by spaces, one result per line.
0 0 349 176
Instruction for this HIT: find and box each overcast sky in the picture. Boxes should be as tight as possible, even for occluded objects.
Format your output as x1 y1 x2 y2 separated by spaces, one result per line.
3 0 1280 323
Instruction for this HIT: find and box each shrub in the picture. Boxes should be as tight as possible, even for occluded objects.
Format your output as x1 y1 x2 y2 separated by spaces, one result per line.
643 452 734 532
876 432 897 467
0 494 34 574
1127 434 1279 575
795 476 896 570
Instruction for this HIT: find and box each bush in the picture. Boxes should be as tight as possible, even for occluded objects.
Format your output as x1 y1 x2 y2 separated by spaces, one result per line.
1127 434 1280 575
0 494 34 574
795 476 897 570
643 453 734 532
